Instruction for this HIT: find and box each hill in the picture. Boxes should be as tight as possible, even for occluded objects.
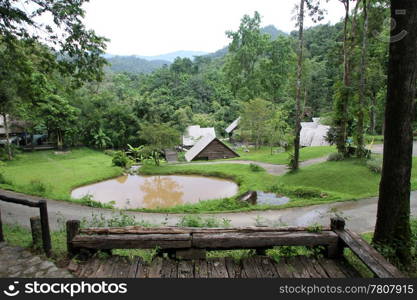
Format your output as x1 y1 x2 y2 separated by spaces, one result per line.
106 56 170 74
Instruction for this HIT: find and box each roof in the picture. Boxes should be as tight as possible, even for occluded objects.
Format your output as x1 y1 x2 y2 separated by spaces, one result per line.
225 117 240 134
182 125 216 147
185 135 239 162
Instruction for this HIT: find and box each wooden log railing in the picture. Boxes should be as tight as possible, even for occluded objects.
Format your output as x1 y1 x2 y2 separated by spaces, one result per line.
330 216 403 278
67 217 404 278
0 190 52 256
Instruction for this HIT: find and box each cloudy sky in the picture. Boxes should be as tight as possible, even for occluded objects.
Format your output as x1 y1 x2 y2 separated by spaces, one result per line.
82 0 346 56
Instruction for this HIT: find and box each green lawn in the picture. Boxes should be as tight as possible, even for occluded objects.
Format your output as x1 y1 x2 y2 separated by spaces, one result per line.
0 148 122 203
232 145 336 164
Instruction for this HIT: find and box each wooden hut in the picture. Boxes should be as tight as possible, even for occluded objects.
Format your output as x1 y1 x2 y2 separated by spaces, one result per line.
185 135 239 162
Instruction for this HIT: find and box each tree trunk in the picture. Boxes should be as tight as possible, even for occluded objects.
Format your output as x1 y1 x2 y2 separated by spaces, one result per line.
336 0 355 157
2 113 12 160
356 0 369 157
292 0 305 170
373 0 417 266
370 92 377 135
57 129 63 151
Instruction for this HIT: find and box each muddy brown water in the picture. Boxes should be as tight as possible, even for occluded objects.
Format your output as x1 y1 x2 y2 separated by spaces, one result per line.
71 175 239 209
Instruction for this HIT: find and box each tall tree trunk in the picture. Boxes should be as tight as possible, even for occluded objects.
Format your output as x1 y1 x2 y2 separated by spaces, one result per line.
356 0 369 157
370 92 377 135
292 0 305 170
335 1 350 156
2 113 12 160
373 0 417 266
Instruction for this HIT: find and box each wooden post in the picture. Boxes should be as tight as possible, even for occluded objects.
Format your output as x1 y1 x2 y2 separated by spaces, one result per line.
38 200 52 257
0 208 4 242
328 217 346 258
66 220 80 257
331 217 346 231
30 216 42 250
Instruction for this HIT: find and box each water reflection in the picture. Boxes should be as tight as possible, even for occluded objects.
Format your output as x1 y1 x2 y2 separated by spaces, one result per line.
71 174 238 209
140 177 184 209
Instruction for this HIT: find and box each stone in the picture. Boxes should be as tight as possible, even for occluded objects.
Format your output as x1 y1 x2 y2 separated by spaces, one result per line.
238 191 257 205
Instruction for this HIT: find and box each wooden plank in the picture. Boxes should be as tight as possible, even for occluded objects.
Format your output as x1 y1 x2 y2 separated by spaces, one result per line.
71 234 191 250
111 257 131 278
194 259 208 278
318 258 347 278
224 258 238 278
298 256 323 278
252 256 279 278
0 189 42 207
161 259 177 278
80 226 332 235
272 259 295 278
148 257 163 278
335 258 362 278
335 229 403 278
93 259 117 278
126 257 140 278
78 259 101 278
135 258 149 278
308 257 330 278
192 231 338 250
177 261 194 278
207 258 227 278
241 257 263 278
285 257 311 278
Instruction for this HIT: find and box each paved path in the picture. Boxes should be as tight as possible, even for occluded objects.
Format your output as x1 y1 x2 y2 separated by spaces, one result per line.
0 242 72 278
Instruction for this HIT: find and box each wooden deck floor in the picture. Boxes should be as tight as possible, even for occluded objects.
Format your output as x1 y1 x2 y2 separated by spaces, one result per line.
69 255 362 278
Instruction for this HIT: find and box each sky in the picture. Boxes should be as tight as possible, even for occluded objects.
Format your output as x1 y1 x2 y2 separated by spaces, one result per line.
82 0 346 56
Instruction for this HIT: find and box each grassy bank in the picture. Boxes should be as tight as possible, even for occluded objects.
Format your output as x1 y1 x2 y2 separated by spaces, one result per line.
232 145 336 164
0 148 123 203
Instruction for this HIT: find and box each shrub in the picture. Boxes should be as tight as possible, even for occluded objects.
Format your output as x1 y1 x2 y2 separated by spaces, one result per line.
0 172 6 184
81 211 152 228
77 194 115 209
249 163 262 172
104 149 116 157
366 158 383 173
327 152 344 161
112 151 132 168
292 187 322 198
27 179 48 196
177 215 230 228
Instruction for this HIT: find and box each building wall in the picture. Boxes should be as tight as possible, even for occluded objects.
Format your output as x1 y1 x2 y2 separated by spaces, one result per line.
194 140 238 160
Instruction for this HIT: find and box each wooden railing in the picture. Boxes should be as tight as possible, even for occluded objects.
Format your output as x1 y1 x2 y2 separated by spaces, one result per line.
0 190 52 257
66 217 404 278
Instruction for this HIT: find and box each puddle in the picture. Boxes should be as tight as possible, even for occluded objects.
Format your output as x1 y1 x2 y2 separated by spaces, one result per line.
71 174 238 209
256 191 290 206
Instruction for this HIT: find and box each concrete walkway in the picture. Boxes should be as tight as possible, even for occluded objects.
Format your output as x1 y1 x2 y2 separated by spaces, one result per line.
0 242 72 278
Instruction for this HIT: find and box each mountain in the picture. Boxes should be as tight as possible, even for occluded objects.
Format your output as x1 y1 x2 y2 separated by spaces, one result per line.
136 50 209 63
206 25 288 59
106 56 170 74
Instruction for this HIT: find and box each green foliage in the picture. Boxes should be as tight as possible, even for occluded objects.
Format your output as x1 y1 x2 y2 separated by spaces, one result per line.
177 215 231 228
81 212 152 228
327 152 345 161
249 163 263 172
112 151 132 168
27 179 48 196
93 128 112 149
366 157 383 173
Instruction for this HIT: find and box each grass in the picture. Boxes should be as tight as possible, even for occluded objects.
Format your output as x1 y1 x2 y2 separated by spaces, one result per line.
0 148 123 204
232 145 336 164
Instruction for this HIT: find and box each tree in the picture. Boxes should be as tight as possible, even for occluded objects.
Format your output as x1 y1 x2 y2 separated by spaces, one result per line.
240 98 273 149
139 124 180 166
0 0 108 83
373 0 417 266
266 109 292 154
354 0 369 157
93 128 112 149
224 11 269 100
292 0 325 170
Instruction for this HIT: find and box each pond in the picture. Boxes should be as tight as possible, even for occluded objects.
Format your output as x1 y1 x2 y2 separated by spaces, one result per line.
71 174 239 209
